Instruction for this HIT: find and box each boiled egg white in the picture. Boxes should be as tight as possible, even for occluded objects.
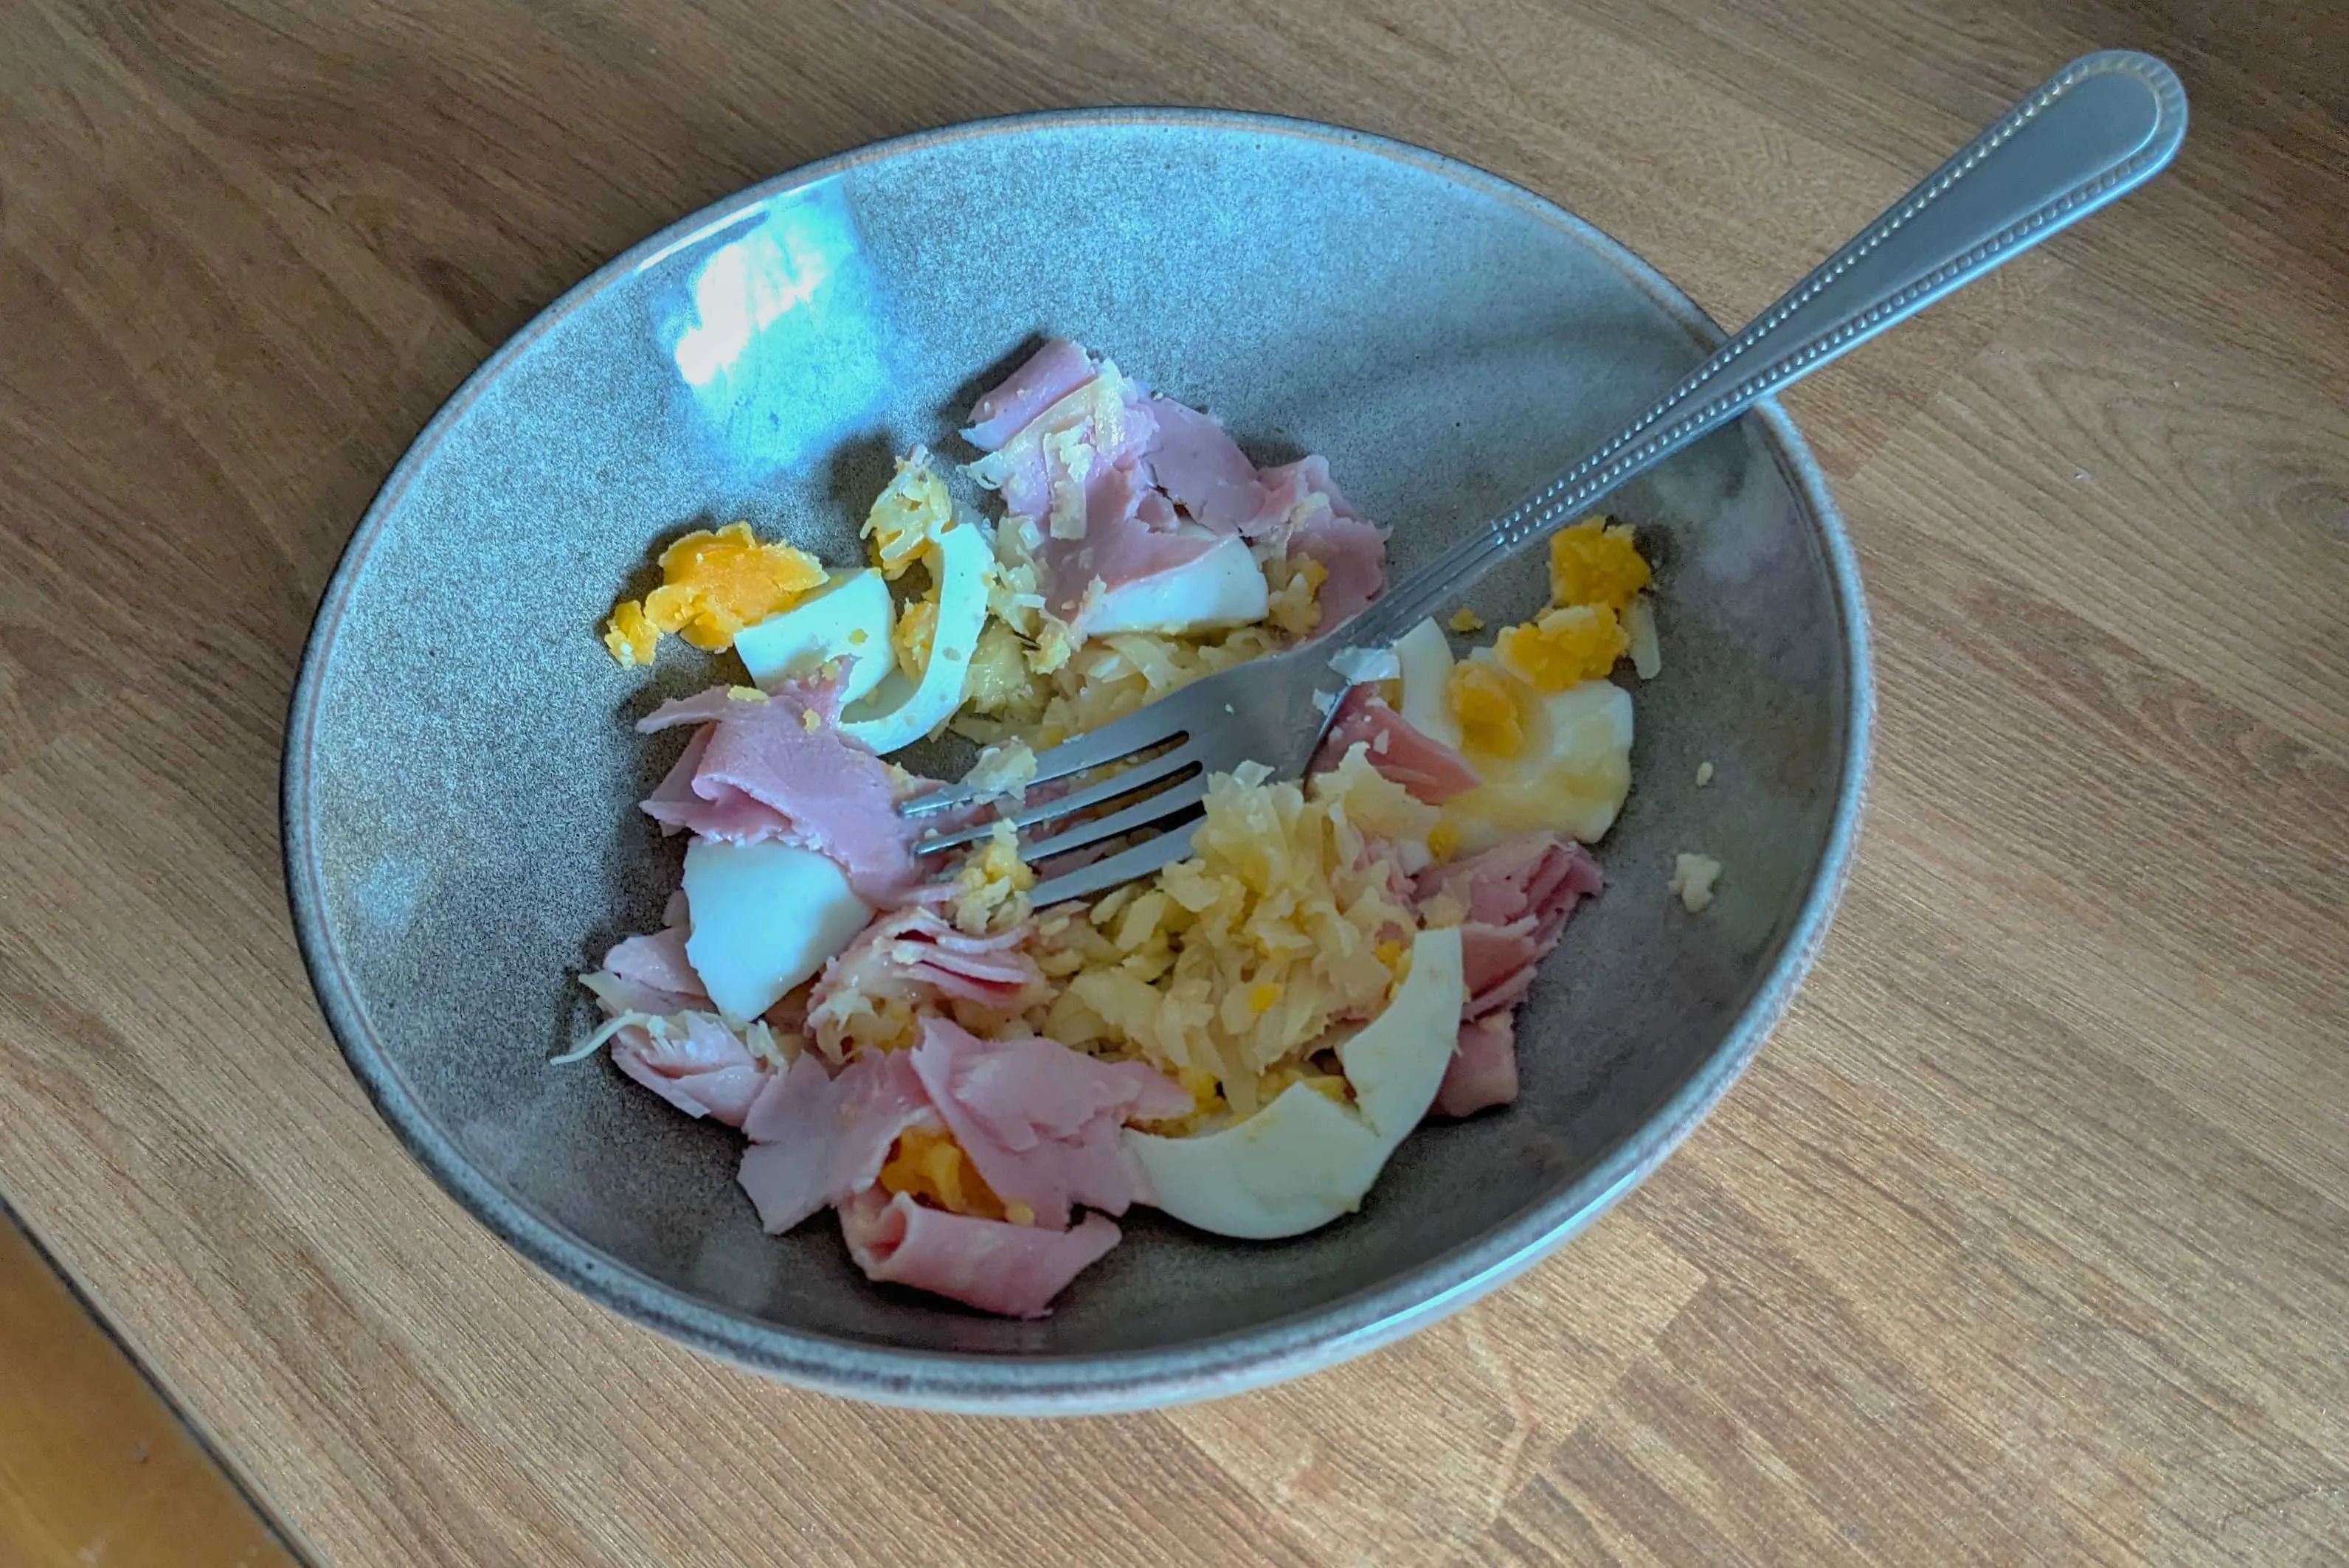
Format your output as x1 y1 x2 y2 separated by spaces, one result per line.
1394 617 1462 748
838 517 992 754
1081 532 1270 636
681 839 872 1024
1394 619 1633 853
733 569 895 706
1126 926 1464 1239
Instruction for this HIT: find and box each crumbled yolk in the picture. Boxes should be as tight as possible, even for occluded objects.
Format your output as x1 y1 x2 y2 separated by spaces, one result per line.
864 454 953 580
1374 939 1404 969
602 522 825 663
1259 1060 1352 1105
1448 606 1486 634
1427 821 1461 861
1548 518 1650 611
1248 982 1282 1014
602 600 658 666
893 591 939 679
879 1125 1005 1219
1494 603 1629 692
1448 660 1532 757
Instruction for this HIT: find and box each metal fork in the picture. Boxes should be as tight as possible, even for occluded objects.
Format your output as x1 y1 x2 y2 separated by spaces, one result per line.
907 50 2186 904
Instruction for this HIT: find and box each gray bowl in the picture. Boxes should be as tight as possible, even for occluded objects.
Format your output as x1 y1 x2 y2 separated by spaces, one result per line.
283 109 1870 1413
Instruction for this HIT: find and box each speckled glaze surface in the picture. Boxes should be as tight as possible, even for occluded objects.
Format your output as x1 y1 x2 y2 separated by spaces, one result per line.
283 109 1872 1413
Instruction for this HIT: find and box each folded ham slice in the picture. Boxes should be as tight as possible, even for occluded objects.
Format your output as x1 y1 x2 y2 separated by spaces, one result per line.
611 1013 768 1127
1315 688 1480 803
962 338 1096 452
584 927 711 1016
1416 834 1605 1117
806 909 1045 1058
837 1187 1122 1319
736 1050 938 1235
907 1019 1188 1229
635 683 922 903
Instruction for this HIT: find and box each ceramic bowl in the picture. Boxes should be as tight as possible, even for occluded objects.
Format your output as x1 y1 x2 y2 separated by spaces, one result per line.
284 109 1870 1412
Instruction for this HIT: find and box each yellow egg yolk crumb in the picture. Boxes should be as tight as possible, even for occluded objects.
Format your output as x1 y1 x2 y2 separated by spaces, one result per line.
1447 606 1486 634
1548 518 1650 611
1248 982 1282 1014
602 522 825 664
1427 821 1461 861
1447 660 1532 757
879 1124 1006 1219
1495 603 1629 692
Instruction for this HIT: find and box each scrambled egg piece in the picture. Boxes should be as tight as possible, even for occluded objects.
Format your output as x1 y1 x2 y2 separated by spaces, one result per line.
1495 603 1628 692
1447 660 1532 756
1447 606 1485 634
879 1125 1009 1220
601 523 825 665
1548 518 1650 611
863 450 955 580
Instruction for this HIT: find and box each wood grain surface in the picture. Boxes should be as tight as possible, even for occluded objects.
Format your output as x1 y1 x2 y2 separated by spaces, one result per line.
0 1208 298 1568
1 1 2343 1564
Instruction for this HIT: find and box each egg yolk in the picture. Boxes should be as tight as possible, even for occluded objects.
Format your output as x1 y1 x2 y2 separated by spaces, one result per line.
601 522 825 665
1447 606 1485 634
1447 660 1533 757
879 1125 1007 1220
1548 518 1650 611
1494 603 1629 692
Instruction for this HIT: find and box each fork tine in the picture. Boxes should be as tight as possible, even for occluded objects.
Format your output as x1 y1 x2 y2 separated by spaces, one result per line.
896 701 1195 821
913 738 1200 856
1031 819 1203 907
1020 773 1208 863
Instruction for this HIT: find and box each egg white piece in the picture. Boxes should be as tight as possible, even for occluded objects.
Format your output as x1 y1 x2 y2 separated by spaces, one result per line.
838 519 992 754
733 569 895 706
1127 926 1465 1239
1081 532 1269 636
681 839 872 1025
1394 617 1462 749
1442 670 1635 853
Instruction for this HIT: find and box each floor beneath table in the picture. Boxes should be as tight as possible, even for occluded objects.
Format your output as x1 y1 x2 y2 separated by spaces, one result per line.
0 1206 302 1568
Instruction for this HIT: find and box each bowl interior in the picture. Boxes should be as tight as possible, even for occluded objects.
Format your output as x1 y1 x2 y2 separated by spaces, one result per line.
290 114 1859 1398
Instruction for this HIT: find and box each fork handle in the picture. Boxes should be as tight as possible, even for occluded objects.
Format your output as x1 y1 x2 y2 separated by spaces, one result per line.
1338 50 2187 653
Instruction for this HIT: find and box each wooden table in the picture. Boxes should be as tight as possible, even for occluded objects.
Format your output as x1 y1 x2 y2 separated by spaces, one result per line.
3 1 2342 1562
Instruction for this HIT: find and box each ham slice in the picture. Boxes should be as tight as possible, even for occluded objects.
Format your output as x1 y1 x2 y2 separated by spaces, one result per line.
1146 398 1269 535
1315 688 1480 803
736 1050 938 1235
611 1013 767 1127
837 1188 1122 1319
963 338 1096 452
907 1019 1187 1229
1436 1013 1519 1119
1416 834 1604 1116
807 910 1044 1059
634 684 922 904
583 926 711 1016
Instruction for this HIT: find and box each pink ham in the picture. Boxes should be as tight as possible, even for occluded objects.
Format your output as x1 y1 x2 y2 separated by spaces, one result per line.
1416 834 1605 1117
982 375 1158 523
807 910 1044 1054
1315 689 1480 803
584 926 711 1016
1145 398 1268 535
634 684 923 903
736 1050 938 1235
837 1187 1122 1319
611 1013 768 1127
1287 513 1386 630
907 1019 1186 1229
963 338 1096 451
1435 1013 1519 1119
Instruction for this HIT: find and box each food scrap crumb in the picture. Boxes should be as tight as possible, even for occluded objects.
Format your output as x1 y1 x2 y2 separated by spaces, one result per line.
1670 853 1721 912
963 738 1039 803
1447 607 1485 634
1696 760 1715 787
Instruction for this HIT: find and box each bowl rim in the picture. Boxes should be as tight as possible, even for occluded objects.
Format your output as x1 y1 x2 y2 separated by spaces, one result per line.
283 104 1874 1415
